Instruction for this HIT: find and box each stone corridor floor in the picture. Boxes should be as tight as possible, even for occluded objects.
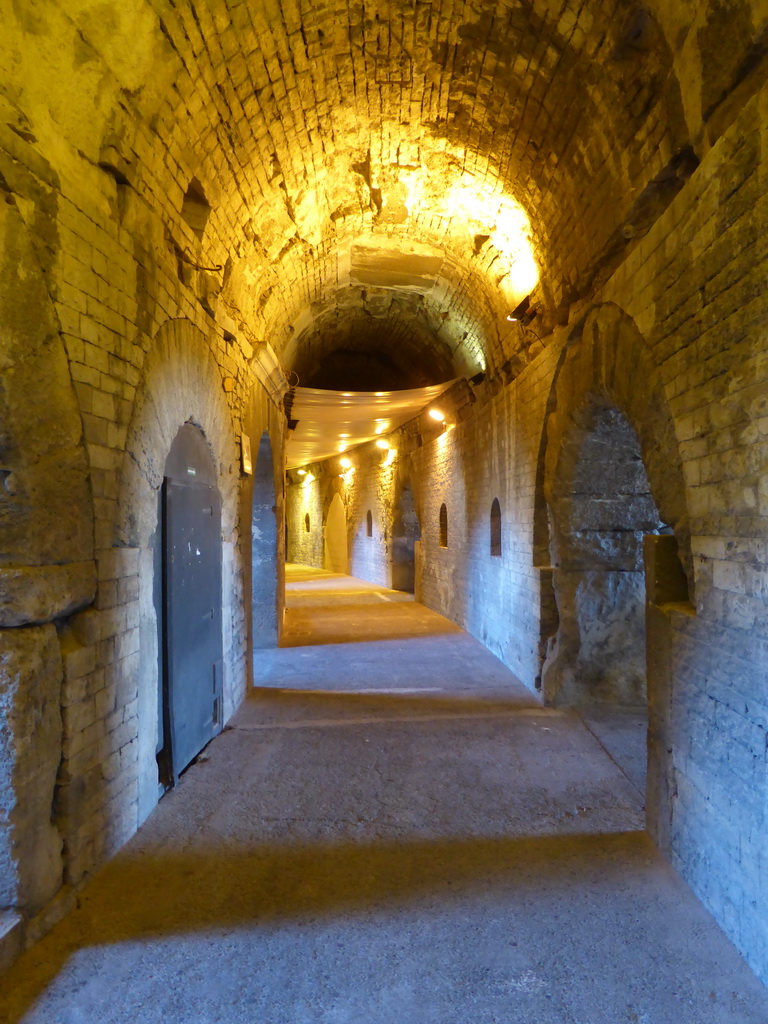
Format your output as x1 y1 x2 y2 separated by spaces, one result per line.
2 566 767 1023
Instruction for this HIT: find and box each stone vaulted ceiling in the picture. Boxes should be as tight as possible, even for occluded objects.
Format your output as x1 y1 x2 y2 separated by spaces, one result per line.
5 0 744 387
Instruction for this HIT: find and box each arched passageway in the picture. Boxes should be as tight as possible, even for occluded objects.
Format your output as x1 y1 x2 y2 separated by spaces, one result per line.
2 0 768 999
539 305 693 712
158 423 223 786
543 401 666 706
324 493 348 575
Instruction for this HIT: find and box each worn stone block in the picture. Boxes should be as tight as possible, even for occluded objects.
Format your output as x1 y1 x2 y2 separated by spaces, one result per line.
0 625 64 913
0 562 96 627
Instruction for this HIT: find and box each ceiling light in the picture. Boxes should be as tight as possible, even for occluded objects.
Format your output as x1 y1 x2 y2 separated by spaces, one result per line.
340 456 352 469
506 294 532 323
428 408 445 422
297 468 307 476
375 439 390 450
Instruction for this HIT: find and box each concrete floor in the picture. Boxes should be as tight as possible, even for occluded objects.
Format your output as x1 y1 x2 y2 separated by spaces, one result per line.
2 565 767 1023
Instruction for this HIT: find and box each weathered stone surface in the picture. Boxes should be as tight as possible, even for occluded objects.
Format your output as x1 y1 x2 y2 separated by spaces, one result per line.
557 530 645 572
0 190 93 570
542 569 647 706
251 433 279 650
0 912 23 976
0 561 96 627
1 0 768 993
0 625 63 913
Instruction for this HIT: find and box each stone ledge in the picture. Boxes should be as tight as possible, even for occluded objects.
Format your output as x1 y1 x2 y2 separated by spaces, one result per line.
0 911 23 975
24 886 77 951
0 562 97 627
0 886 79 977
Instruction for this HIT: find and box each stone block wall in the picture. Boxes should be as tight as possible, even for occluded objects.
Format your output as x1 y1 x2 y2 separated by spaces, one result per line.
302 80 768 983
411 379 553 689
345 451 403 588
0 627 64 914
3 0 768 992
286 473 325 569
596 85 768 982
0 33 285 967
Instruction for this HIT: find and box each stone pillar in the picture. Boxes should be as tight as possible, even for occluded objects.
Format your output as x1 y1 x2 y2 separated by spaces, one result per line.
0 625 64 913
643 534 693 852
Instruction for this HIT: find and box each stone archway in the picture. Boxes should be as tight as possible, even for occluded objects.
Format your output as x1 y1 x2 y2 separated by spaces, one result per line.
540 303 693 704
116 318 239 823
324 493 348 575
539 302 693 841
543 399 668 706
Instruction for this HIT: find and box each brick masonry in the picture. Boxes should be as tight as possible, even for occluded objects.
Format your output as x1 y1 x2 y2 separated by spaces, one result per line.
1 0 767 989
287 84 768 981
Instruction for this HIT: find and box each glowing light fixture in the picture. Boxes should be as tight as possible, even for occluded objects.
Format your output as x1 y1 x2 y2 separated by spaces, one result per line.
375 439 390 450
340 456 352 469
506 294 536 325
297 468 307 476
428 408 446 422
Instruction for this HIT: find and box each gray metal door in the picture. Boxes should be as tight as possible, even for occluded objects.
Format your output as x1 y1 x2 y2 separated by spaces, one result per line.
163 477 223 780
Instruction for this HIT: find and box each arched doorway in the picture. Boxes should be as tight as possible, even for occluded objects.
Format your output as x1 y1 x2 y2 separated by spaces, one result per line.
539 305 693 711
252 432 278 651
392 484 420 592
158 423 223 786
324 492 348 574
543 400 668 705
538 302 694 852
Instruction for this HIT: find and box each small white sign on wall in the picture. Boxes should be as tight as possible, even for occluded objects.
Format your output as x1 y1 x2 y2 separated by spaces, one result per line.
241 433 253 475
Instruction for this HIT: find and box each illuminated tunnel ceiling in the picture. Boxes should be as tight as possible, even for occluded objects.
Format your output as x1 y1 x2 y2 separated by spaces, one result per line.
33 0 701 389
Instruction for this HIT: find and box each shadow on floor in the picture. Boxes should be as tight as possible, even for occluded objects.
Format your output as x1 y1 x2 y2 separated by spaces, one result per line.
242 687 544 725
4 830 656 1021
281 600 462 647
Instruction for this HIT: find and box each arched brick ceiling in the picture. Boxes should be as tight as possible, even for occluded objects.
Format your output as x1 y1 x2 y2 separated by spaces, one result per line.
10 0 727 385
146 0 691 384
149 0 689 379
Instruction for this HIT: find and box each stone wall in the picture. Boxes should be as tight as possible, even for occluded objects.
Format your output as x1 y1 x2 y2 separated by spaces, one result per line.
597 83 768 983
300 81 768 982
2 0 768 991
0 43 285 966
286 471 325 569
